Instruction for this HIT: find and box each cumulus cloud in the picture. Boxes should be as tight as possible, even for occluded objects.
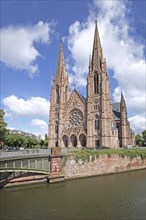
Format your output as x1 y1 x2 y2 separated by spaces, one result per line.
3 95 50 117
129 114 145 134
31 118 48 130
31 119 48 139
0 21 54 76
67 21 94 87
66 0 145 133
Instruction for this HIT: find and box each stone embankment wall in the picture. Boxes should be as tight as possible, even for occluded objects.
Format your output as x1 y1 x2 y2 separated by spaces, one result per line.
63 155 146 179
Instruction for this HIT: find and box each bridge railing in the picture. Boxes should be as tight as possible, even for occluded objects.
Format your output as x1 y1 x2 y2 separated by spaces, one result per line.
0 148 80 159
0 149 50 159
0 155 50 174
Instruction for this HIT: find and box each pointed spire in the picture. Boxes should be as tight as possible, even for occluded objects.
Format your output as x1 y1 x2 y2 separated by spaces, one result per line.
91 21 102 69
56 38 66 77
120 91 128 116
121 92 126 107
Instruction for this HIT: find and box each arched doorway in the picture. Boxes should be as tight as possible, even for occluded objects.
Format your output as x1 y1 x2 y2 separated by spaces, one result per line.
62 135 69 147
79 134 86 147
70 134 77 147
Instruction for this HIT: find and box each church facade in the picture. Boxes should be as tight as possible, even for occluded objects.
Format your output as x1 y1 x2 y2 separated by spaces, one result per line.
48 22 135 149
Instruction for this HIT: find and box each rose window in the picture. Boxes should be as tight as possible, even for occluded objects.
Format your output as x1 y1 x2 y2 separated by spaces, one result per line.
69 110 83 126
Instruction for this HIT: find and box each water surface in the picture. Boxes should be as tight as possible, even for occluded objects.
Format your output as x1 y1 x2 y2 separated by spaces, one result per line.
0 170 146 220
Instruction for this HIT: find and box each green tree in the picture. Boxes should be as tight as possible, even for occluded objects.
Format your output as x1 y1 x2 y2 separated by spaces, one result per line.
142 130 146 142
0 109 7 145
45 134 48 140
44 139 48 148
40 139 44 148
135 134 142 146
43 134 48 148
5 133 39 148
29 137 39 148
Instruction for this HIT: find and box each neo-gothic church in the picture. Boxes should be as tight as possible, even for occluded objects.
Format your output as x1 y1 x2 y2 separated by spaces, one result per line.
48 22 135 149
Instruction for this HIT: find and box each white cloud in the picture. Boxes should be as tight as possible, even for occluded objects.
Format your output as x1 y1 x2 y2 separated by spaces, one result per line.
67 21 94 87
129 114 145 134
31 118 48 130
3 95 50 117
66 0 145 133
0 21 54 76
31 119 48 140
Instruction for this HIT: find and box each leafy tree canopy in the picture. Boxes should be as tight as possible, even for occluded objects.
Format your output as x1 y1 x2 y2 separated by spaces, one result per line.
142 130 146 142
5 133 39 148
0 109 7 142
135 134 142 146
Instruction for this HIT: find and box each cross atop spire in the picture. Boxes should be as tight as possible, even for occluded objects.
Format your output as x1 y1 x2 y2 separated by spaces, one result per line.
91 21 102 69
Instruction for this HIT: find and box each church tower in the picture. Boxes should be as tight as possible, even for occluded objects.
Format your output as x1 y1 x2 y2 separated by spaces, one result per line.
48 40 70 148
87 22 118 148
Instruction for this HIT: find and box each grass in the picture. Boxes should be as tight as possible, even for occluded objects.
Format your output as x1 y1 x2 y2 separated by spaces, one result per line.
63 148 146 164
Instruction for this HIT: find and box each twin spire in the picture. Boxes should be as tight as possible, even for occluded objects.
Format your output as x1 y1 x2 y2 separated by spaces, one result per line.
56 21 103 76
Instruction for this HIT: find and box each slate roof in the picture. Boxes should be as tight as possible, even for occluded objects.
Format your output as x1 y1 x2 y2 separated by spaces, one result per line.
130 128 135 135
112 102 121 121
79 93 86 102
76 90 86 102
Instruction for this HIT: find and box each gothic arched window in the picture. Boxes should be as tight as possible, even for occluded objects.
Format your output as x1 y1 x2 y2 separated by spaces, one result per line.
94 73 98 94
95 114 99 129
65 85 68 103
56 85 60 104
55 121 59 136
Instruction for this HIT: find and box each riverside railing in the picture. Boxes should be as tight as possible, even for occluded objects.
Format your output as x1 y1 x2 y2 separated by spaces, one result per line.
0 148 80 159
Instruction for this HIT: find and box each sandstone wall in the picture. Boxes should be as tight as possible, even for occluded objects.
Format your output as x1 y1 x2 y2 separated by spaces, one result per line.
63 155 146 179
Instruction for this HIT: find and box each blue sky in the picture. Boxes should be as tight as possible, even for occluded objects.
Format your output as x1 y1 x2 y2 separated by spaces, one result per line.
1 0 145 138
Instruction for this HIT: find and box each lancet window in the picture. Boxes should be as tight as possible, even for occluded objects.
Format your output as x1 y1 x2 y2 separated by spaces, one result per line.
95 114 99 129
56 85 60 104
65 85 68 103
94 73 99 94
55 121 59 136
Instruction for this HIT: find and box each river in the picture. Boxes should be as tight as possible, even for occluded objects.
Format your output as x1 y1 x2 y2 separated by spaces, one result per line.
0 169 145 220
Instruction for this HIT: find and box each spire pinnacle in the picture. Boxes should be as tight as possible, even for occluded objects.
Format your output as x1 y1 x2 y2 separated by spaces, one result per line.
121 92 126 108
58 39 64 67
120 92 128 119
56 39 66 77
91 21 102 69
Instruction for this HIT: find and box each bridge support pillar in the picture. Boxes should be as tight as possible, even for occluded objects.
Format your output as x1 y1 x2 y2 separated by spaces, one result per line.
48 148 65 183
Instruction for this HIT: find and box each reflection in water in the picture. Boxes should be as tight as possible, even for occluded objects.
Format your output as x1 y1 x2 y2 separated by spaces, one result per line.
0 169 146 220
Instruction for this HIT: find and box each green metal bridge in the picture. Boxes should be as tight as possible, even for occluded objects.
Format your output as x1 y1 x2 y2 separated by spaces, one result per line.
0 155 50 174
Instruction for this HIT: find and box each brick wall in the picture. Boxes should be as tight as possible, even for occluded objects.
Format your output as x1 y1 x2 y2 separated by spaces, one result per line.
63 155 146 179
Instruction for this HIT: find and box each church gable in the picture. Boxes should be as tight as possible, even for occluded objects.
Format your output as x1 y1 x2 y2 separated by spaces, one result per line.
65 89 86 112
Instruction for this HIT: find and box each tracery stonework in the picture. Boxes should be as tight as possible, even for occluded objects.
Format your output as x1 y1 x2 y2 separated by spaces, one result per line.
69 110 83 127
48 22 135 149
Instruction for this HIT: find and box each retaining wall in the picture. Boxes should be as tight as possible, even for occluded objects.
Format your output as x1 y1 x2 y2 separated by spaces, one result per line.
63 155 146 179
